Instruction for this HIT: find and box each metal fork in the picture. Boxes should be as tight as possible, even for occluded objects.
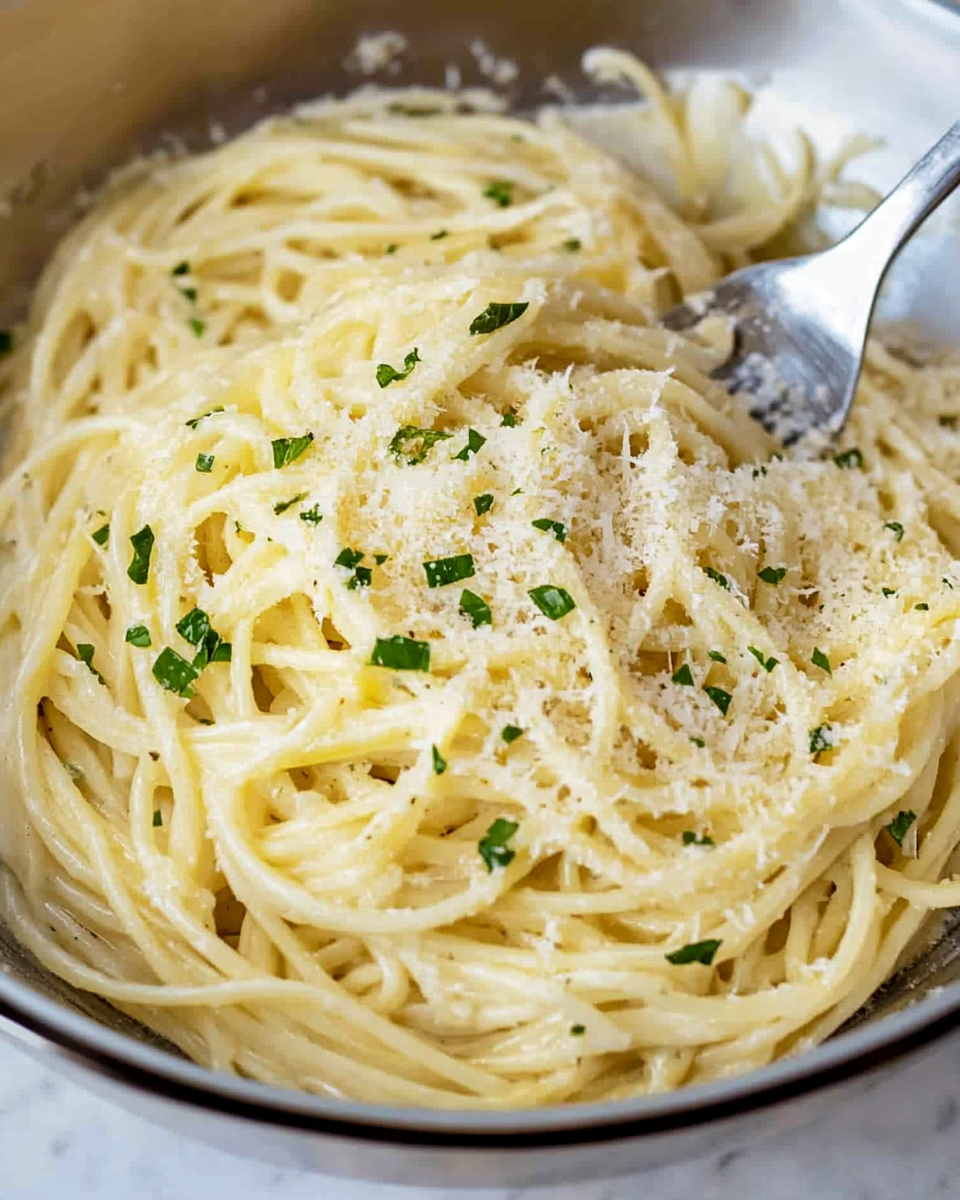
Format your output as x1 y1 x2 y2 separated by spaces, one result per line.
663 121 960 444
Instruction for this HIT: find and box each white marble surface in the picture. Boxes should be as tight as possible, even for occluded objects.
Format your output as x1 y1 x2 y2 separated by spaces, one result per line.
2 1034 960 1200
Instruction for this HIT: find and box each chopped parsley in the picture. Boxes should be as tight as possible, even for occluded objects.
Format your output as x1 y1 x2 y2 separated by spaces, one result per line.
812 648 832 675
459 589 492 628
562 238 582 252
884 521 905 542
431 745 447 776
453 428 486 461
76 643 105 685
529 585 576 621
424 553 476 589
474 494 495 516
570 1023 586 1036
370 635 431 672
809 724 834 756
335 547 362 568
430 229 449 240
92 524 110 546
125 624 151 648
915 602 930 611
127 525 155 585
335 548 371 590
385 243 399 254
195 453 214 473
188 316 206 338
185 407 224 430
272 432 314 469
501 409 518 427
0 330 12 357
153 810 163 827
887 810 917 848
704 686 732 716
172 261 190 276
532 518 567 543
478 817 519 872
833 448 864 469
882 587 898 598
374 553 389 565
299 505 323 525
152 647 199 698
944 578 955 590
376 347 420 389
274 492 308 515
176 607 212 647
748 647 779 673
758 566 787 586
672 664 695 687
689 736 706 748
469 301 529 335
501 725 523 744
388 425 452 465
348 566 373 590
665 939 721 966
704 567 730 590
483 180 514 207
683 831 715 847
708 651 727 664
176 607 231 669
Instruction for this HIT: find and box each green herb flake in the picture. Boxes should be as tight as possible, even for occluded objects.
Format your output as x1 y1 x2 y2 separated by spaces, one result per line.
430 229 449 241
812 648 832 675
529 585 576 621
478 817 519 872
689 736 705 748
92 524 110 546
185 406 224 430
376 347 420 389
453 428 487 462
469 301 529 336
125 624 152 648
424 553 475 589
885 521 905 542
272 432 314 469
152 646 200 698
347 566 373 590
704 567 730 590
532 518 567 543
459 589 492 629
683 831 715 847
562 238 582 252
708 651 727 664
431 745 447 776
704 686 732 716
335 548 364 571
945 578 956 590
501 725 523 745
175 609 208 648
758 566 787 586
388 425 453 465
483 180 514 207
153 810 163 827
501 410 518 427
474 494 495 516
76 643 105 685
374 553 389 565
887 809 917 848
665 939 722 966
570 1023 586 1036
915 602 930 611
0 330 13 357
385 243 399 255
274 492 308 515
672 663 695 687
833 448 864 470
127 525 155 585
172 261 190 277
748 647 779 673
809 724 834 755
300 505 323 526
188 316 206 338
370 635 431 672
195 453 215 473
882 587 898 598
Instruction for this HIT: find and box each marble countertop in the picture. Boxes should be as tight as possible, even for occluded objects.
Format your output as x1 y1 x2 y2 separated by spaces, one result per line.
2 1034 959 1200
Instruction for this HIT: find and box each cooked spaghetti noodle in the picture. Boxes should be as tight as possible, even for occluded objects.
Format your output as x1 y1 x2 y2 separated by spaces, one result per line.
3 51 960 1107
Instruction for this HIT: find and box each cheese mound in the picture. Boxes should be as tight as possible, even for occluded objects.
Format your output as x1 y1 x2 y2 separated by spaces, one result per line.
2 52 960 1108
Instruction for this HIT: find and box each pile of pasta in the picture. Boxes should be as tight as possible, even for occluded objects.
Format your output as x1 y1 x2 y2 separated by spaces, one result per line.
2 51 960 1107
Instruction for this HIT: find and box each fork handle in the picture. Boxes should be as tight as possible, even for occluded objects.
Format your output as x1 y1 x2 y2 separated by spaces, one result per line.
846 120 960 277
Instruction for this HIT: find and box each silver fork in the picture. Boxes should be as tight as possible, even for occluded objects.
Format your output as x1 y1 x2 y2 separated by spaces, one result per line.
663 121 960 444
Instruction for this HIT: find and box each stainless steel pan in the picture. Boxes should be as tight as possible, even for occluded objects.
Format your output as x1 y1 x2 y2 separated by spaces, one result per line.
2 0 960 1187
